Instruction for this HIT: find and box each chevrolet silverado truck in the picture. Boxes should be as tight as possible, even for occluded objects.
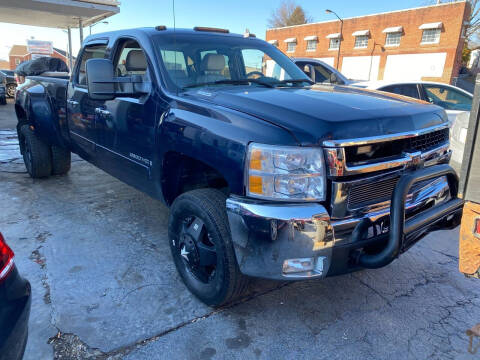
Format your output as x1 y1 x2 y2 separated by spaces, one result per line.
15 27 464 306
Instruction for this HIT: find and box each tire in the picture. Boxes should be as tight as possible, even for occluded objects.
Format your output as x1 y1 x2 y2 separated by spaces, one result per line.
168 188 249 307
20 125 52 178
6 83 16 98
51 145 71 175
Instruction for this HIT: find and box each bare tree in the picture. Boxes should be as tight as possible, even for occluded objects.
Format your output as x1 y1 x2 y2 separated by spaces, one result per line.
425 0 480 41
268 1 313 28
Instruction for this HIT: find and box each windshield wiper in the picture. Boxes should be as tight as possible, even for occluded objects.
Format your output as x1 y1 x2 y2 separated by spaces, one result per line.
182 78 274 89
274 79 314 86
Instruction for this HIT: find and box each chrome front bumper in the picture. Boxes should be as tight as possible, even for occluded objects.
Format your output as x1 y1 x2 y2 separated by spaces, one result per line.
227 199 334 280
226 168 462 280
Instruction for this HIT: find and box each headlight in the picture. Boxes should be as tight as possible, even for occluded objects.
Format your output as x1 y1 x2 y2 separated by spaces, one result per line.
246 143 326 201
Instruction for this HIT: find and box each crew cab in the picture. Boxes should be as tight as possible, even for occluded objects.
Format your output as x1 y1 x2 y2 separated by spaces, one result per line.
15 27 463 306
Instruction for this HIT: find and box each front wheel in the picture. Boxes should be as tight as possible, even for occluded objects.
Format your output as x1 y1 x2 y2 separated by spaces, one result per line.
168 189 249 307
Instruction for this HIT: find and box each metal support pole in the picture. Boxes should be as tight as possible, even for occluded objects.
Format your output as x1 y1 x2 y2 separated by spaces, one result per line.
337 19 343 70
79 18 84 45
67 26 73 71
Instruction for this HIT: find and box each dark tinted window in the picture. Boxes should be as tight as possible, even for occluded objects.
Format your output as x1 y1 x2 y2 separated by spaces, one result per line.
296 61 333 83
380 84 420 99
76 44 107 86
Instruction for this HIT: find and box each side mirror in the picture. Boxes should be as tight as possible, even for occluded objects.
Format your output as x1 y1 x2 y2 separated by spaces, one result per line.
86 58 115 100
302 64 316 83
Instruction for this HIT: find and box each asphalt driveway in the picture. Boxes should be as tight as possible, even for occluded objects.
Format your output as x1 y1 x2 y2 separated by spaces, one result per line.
0 103 479 359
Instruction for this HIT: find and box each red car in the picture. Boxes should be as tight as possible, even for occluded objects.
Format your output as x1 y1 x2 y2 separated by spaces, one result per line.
0 232 31 360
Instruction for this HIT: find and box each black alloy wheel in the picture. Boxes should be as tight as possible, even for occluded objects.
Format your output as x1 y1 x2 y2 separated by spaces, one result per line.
168 188 249 307
178 215 217 284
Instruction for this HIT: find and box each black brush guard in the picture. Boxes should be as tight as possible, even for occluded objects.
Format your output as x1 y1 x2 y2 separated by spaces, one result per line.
356 164 464 269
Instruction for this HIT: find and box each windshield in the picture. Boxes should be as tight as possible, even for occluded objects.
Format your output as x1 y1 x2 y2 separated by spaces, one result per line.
153 33 312 91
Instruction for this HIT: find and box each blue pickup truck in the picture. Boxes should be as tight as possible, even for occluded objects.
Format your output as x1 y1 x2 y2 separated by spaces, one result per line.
14 27 463 306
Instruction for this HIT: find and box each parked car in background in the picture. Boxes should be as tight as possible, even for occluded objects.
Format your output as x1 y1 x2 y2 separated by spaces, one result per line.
352 80 473 174
0 73 6 105
292 58 353 85
351 80 473 124
0 70 17 98
0 232 31 360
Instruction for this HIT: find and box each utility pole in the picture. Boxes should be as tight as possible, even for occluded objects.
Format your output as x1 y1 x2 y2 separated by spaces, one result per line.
326 9 343 70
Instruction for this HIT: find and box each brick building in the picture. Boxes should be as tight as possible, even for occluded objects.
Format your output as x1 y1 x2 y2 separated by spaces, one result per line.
266 1 470 84
8 45 72 71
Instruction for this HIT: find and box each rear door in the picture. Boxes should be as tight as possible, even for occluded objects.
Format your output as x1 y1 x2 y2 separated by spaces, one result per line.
67 43 107 159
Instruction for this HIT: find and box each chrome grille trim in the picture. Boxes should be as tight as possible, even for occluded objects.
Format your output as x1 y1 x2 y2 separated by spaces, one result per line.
322 124 449 147
324 143 451 177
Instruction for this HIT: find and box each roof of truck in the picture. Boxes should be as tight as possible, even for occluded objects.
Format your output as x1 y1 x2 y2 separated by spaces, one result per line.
84 27 257 43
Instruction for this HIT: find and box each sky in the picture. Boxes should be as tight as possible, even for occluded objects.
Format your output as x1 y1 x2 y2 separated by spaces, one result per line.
0 0 429 61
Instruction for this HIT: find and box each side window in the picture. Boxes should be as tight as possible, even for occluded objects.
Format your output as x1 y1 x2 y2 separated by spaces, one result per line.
114 40 148 77
380 84 420 99
76 44 107 86
241 49 264 77
313 64 332 83
159 49 188 87
423 85 472 111
296 62 333 84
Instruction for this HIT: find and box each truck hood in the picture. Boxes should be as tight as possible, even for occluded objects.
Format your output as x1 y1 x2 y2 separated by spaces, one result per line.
185 85 447 145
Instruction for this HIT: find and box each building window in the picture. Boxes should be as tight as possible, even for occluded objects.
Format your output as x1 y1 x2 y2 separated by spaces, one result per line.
354 35 368 48
329 38 340 50
421 29 441 44
287 42 296 53
385 32 401 47
306 40 317 51
15 58 20 65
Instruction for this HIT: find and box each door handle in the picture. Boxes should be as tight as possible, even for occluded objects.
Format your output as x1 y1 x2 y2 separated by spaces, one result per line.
95 108 111 116
67 99 79 106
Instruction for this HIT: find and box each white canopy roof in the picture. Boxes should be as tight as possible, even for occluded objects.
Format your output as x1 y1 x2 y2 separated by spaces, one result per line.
268 39 278 45
419 22 443 30
352 29 370 36
326 33 341 39
0 0 119 28
284 37 297 43
304 35 318 41
383 26 403 33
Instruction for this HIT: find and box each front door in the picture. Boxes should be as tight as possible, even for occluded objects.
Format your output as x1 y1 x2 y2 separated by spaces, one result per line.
67 44 107 159
95 38 156 190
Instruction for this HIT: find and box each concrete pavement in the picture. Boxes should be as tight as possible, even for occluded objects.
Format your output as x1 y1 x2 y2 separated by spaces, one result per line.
0 107 479 359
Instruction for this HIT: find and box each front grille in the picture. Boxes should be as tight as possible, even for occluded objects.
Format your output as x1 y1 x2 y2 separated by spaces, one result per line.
408 128 449 152
344 128 449 166
348 176 437 209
